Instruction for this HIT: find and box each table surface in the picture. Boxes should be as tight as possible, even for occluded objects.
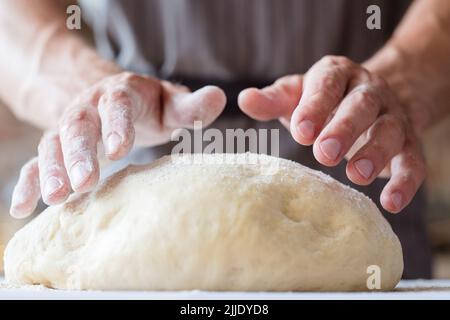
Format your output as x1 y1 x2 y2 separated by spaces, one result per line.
1 278 450 300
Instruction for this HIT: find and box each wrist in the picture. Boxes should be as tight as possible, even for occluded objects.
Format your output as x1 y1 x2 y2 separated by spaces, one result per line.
17 28 121 129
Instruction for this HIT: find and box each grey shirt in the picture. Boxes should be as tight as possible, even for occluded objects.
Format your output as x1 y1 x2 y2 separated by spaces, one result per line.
80 0 412 81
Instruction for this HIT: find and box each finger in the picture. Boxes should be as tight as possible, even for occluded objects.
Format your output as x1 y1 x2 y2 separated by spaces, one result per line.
98 87 136 160
238 75 303 121
10 158 40 219
162 84 226 129
37 131 71 205
312 84 382 166
290 56 354 145
345 114 406 184
379 136 425 214
59 106 101 193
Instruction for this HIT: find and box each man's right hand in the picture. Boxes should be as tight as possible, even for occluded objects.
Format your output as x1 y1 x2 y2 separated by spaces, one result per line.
10 72 226 218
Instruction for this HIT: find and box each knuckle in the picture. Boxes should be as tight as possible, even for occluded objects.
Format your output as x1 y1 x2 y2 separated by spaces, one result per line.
109 87 132 103
334 56 353 66
320 55 335 65
120 72 142 85
351 87 378 110
65 135 91 155
322 74 340 90
59 107 100 137
381 114 399 127
274 74 302 88
320 55 336 67
44 164 64 177
60 107 89 126
99 87 134 114
320 55 352 67
337 117 357 136
317 74 344 101
383 114 407 139
371 73 389 89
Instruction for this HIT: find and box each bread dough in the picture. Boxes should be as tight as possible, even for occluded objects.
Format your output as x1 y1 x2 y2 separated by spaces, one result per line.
4 153 403 291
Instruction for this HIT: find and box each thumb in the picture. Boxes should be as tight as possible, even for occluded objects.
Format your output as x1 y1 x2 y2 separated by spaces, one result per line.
162 83 226 129
238 74 303 121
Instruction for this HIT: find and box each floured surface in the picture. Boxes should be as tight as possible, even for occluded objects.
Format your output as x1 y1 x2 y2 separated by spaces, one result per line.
0 278 449 300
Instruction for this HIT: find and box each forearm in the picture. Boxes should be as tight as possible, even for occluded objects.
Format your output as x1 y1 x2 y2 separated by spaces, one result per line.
364 0 450 135
0 0 121 129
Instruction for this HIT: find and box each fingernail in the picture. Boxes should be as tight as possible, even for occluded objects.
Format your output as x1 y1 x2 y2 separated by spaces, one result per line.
319 138 341 161
70 161 93 188
391 192 403 210
44 176 63 197
296 120 315 140
354 158 374 179
106 132 122 154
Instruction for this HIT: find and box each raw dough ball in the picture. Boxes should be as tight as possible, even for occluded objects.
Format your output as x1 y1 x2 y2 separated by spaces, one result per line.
4 153 403 291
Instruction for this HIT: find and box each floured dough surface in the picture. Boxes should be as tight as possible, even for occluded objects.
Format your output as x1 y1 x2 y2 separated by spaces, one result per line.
4 153 403 291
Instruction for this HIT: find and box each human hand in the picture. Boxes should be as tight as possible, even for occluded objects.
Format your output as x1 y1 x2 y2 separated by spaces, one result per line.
10 72 226 218
238 56 425 213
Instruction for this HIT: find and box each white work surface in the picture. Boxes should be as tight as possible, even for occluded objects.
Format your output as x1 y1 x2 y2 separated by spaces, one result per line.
1 278 450 300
